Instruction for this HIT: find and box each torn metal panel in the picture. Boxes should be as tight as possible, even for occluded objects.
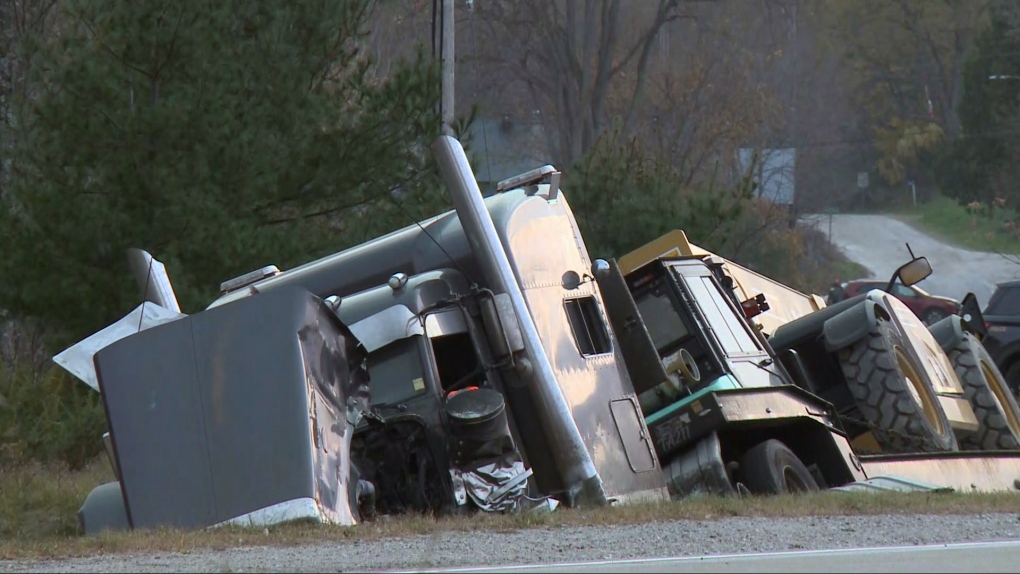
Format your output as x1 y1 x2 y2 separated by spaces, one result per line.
93 286 369 530
462 459 532 512
347 304 424 353
53 302 185 392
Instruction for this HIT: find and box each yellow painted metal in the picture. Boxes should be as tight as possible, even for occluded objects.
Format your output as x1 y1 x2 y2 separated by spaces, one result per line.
861 452 1020 493
620 230 981 429
881 293 965 395
619 230 828 337
895 345 948 437
939 395 980 433
851 431 883 454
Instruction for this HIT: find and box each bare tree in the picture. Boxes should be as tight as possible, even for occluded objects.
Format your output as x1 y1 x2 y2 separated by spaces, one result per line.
472 0 695 166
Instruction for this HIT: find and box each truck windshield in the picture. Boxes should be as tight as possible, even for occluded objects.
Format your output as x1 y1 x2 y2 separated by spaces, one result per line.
633 282 689 353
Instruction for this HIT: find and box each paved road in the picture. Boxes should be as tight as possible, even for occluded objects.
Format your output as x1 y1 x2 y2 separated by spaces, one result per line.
408 540 1020 574
802 213 1020 309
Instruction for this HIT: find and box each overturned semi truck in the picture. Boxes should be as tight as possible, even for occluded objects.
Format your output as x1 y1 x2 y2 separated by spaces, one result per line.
65 137 671 534
61 137 1020 535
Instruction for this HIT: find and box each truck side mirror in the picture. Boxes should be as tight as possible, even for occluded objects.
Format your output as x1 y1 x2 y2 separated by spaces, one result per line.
889 256 932 289
959 292 988 338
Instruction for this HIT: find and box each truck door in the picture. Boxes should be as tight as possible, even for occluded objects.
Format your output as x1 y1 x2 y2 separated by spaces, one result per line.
665 260 782 390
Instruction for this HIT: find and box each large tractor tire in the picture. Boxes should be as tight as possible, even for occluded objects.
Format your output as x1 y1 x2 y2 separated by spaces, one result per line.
838 319 958 453
947 333 1020 451
739 439 819 495
1005 362 1020 403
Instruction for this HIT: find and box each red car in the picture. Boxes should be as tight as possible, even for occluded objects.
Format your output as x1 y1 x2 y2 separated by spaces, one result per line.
838 279 961 325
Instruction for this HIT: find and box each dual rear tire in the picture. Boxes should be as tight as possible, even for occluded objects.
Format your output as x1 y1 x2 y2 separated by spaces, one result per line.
947 332 1020 451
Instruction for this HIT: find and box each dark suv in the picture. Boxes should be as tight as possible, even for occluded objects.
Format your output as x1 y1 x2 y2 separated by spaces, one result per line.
983 280 1020 397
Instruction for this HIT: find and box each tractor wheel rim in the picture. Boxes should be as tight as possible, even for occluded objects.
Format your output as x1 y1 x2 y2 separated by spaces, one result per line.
895 346 945 435
981 359 1020 439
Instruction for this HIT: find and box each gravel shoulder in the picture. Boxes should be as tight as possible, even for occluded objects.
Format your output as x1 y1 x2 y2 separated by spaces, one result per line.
3 513 1019 573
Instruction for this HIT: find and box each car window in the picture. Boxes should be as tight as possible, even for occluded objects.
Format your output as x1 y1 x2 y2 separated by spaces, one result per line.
892 284 917 298
987 286 1020 315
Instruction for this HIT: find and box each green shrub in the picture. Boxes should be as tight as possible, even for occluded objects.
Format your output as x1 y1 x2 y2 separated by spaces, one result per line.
0 362 107 470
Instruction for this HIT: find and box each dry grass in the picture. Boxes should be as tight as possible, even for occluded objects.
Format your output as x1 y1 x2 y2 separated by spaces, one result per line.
5 459 1020 561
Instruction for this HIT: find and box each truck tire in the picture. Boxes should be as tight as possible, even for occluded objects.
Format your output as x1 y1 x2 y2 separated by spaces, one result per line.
948 333 1020 451
738 439 819 495
1005 362 1020 402
838 319 957 453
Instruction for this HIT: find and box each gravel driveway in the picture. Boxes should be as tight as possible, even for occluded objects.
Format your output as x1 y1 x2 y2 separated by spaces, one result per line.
2 513 1019 573
802 213 1020 308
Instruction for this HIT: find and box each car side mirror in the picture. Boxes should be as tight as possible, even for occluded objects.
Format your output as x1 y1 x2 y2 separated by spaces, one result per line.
959 292 987 338
890 256 932 289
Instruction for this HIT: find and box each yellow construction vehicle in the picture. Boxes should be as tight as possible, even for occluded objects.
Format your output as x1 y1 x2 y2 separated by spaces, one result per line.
618 230 1020 455
618 230 827 338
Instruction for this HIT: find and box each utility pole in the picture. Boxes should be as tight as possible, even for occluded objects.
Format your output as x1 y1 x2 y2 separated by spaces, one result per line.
441 0 455 136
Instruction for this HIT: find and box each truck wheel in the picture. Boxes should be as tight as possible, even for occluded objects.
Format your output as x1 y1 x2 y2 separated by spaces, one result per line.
739 439 819 495
948 333 1020 451
1005 362 1020 402
838 319 957 453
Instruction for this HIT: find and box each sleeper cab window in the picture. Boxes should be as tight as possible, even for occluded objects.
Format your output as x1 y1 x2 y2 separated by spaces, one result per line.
564 296 612 356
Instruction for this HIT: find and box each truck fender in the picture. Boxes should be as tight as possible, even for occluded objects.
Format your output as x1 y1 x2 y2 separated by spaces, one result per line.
927 314 965 354
821 299 888 353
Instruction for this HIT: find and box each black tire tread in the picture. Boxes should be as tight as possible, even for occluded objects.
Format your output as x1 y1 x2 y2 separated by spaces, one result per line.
837 320 957 453
948 333 1020 451
739 439 819 495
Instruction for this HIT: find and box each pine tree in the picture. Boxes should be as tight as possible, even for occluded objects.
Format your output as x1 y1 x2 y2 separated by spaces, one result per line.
0 0 444 348
936 0 1020 208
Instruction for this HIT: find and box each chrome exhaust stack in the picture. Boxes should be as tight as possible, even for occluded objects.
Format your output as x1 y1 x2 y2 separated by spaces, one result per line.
431 135 607 506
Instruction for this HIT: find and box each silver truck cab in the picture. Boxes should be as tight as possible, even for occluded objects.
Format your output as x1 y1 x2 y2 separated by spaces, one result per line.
206 162 669 511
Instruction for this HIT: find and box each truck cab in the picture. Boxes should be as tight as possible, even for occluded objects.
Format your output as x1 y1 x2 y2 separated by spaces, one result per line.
596 255 863 496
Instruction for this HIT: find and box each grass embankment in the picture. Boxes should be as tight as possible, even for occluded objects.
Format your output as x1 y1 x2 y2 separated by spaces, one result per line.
5 459 1020 561
889 195 1020 255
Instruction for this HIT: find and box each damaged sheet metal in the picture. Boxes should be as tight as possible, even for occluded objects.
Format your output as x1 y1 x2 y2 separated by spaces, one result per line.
460 456 532 512
90 286 369 532
54 302 185 392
